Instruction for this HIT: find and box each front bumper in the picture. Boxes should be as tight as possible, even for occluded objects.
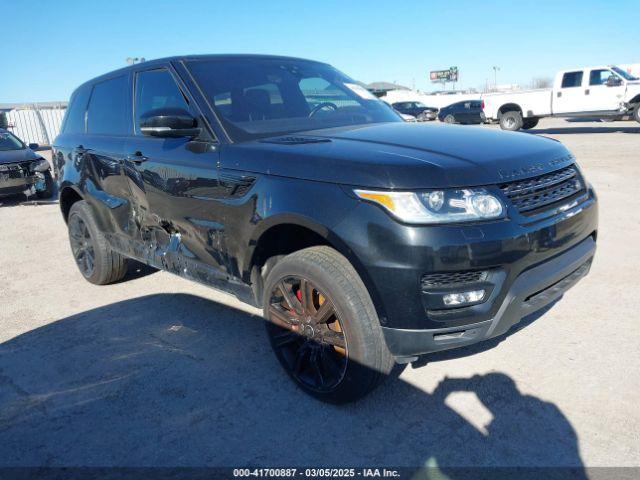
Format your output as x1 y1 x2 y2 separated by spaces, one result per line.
418 111 437 121
0 163 48 197
381 235 595 357
0 176 38 197
333 183 598 355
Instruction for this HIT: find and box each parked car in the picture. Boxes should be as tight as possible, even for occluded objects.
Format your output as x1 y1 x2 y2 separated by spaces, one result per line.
0 129 53 199
482 65 640 130
54 55 598 403
392 101 437 121
383 102 417 122
438 100 485 124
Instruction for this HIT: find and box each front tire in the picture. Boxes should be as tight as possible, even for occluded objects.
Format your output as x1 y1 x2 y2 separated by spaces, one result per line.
633 106 640 124
67 201 128 285
263 246 395 403
499 111 523 131
444 114 456 124
521 117 539 130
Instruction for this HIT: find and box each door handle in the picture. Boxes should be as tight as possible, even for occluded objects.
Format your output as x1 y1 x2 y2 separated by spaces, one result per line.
126 152 148 164
585 89 590 95
557 92 562 98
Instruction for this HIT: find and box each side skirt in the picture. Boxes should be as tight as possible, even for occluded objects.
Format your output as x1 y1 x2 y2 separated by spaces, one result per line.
105 232 258 307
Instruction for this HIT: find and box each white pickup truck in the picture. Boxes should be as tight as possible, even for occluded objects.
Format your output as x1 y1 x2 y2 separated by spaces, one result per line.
482 65 640 130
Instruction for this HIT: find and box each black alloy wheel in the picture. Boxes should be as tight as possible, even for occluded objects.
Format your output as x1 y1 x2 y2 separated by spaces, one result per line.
266 275 348 393
69 214 96 278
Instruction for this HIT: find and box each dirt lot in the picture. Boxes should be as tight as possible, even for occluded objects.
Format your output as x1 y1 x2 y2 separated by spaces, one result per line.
0 118 638 473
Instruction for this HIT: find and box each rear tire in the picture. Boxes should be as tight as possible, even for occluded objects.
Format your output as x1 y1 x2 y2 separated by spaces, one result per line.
633 106 640 124
499 111 523 131
521 117 539 130
263 246 395 404
67 201 128 285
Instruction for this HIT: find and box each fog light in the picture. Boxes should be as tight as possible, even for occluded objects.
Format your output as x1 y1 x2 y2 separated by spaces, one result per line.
443 289 485 306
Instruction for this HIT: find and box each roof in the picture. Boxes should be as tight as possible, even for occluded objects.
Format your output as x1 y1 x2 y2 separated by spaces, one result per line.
74 54 329 92
366 81 410 91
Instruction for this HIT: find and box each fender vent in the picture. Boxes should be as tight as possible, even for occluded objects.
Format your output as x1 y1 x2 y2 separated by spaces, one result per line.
219 173 256 197
260 136 331 145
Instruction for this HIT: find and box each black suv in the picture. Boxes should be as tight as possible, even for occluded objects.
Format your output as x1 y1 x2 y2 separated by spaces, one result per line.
54 55 598 403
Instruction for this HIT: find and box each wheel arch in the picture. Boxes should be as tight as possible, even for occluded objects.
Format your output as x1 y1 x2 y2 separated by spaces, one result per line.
497 103 523 117
59 185 84 223
246 215 388 323
628 94 640 105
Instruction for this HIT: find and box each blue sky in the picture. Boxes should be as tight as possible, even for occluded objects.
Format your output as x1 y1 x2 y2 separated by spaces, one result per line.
3 0 639 102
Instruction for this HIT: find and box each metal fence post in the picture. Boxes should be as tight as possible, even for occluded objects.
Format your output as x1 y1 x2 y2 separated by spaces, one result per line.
33 104 51 145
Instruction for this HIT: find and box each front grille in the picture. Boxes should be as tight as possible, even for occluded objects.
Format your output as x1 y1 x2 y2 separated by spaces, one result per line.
0 162 31 179
499 165 584 214
421 270 488 289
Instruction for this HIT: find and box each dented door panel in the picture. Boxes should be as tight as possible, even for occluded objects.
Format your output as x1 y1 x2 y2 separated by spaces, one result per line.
122 135 232 278
81 135 134 235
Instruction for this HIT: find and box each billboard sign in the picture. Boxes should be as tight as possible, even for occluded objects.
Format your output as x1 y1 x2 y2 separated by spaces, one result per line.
430 67 459 83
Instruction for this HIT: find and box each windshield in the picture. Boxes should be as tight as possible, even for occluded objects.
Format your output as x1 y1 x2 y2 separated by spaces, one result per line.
186 58 401 141
612 67 638 81
415 102 427 108
0 131 25 151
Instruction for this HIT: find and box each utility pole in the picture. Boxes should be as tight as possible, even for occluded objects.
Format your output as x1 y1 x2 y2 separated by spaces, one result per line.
492 66 500 90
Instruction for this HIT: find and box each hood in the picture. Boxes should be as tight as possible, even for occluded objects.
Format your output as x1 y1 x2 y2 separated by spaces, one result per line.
222 122 574 189
0 148 39 165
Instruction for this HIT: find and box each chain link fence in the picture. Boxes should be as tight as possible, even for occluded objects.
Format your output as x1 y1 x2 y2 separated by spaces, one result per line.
0 103 67 147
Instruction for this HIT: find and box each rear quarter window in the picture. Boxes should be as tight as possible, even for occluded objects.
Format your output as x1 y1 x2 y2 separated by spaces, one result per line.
62 85 91 134
87 75 130 135
561 71 583 88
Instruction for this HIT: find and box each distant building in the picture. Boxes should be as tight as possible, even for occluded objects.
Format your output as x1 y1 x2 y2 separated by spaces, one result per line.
366 82 411 97
491 84 522 93
366 81 410 91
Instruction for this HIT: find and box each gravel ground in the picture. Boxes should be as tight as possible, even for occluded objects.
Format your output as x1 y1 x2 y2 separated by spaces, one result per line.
0 117 638 473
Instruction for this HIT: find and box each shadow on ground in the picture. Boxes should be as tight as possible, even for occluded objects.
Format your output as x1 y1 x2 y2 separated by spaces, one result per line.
0 186 59 208
0 294 585 476
528 125 640 135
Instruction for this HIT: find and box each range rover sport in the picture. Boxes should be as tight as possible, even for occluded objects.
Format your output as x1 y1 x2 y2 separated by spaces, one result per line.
54 55 598 403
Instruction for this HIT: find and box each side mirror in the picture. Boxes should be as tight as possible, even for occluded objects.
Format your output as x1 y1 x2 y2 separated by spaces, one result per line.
606 76 622 87
140 108 201 138
28 143 39 150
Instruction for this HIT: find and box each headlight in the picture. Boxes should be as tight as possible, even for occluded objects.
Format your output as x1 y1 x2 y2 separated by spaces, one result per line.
30 158 49 173
355 188 504 224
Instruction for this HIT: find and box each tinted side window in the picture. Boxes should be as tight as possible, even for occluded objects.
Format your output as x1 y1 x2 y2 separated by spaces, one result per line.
62 85 91 134
589 69 612 86
134 69 190 132
561 71 583 88
87 76 129 135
